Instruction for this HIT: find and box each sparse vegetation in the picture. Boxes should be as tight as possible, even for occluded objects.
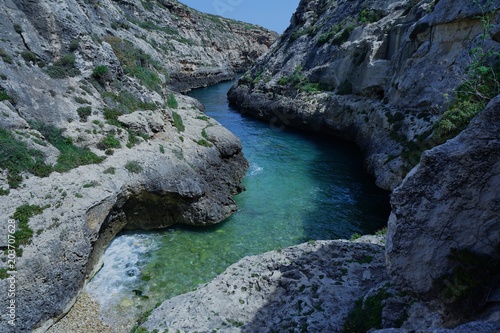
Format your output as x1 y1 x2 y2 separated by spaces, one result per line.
172 111 184 132
277 66 331 93
11 204 50 256
32 123 105 173
167 93 178 109
77 106 92 122
437 246 500 318
0 128 52 188
125 160 143 174
342 288 389 332
433 0 499 143
104 35 163 92
45 54 80 79
102 90 157 115
317 22 355 46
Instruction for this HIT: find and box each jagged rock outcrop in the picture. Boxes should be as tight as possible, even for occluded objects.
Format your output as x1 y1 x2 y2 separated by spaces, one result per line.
226 0 500 330
386 96 500 310
228 0 500 190
0 95 248 333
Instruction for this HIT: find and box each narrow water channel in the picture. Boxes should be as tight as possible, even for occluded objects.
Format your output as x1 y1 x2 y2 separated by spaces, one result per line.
85 79 390 323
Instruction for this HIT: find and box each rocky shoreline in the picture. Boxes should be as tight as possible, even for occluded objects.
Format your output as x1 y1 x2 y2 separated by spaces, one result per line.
0 0 498 332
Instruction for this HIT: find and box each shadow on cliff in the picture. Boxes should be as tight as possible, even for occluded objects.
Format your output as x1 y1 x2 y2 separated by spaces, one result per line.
236 240 388 333
253 121 392 242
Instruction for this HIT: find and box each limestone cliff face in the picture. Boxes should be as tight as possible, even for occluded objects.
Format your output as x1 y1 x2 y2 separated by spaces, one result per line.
386 96 500 306
0 0 276 331
228 0 500 191
227 0 500 327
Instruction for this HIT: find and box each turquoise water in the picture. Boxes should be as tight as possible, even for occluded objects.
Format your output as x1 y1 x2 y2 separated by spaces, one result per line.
86 80 390 318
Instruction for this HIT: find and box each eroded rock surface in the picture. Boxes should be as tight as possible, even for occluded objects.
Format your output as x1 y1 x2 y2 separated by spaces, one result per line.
228 0 500 190
386 97 500 297
143 239 388 333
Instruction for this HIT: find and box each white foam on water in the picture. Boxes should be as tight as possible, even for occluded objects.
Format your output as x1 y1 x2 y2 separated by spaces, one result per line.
248 163 263 176
85 233 158 309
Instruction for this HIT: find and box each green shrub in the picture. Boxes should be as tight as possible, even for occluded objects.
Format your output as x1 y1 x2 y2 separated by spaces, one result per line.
92 64 109 83
0 188 10 196
103 166 116 174
172 111 184 132
77 106 92 122
0 128 52 188
69 39 79 52
342 288 389 332
337 80 353 95
45 54 80 79
167 93 178 109
74 96 90 104
125 160 143 173
0 48 13 64
31 123 104 173
97 134 121 150
358 9 384 23
0 90 12 102
11 204 50 256
20 50 38 65
197 139 212 147
13 24 22 33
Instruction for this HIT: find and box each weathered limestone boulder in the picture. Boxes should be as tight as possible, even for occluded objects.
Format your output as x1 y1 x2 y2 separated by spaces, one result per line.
118 110 166 138
386 96 500 298
142 239 389 333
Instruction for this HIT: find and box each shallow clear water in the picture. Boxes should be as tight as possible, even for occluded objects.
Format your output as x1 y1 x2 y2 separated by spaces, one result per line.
86 80 390 318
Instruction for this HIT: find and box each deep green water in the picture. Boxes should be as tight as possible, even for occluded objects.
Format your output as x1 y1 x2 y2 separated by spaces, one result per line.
86 79 390 316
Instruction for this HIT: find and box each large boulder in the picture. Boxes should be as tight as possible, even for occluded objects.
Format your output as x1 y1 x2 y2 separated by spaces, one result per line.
386 96 500 299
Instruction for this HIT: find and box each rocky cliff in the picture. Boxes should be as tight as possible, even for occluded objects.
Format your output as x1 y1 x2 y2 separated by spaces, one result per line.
226 0 500 331
228 0 500 191
0 0 278 331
